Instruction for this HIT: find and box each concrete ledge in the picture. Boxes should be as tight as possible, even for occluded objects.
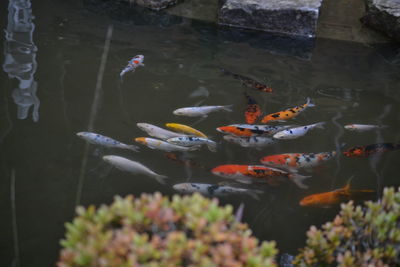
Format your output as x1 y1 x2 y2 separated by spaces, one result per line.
218 0 323 38
361 0 400 42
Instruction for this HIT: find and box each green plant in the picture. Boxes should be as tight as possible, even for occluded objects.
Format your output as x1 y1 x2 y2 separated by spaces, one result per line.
58 192 277 267
294 187 400 267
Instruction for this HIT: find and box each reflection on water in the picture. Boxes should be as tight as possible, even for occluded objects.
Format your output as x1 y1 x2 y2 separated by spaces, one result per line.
3 0 39 122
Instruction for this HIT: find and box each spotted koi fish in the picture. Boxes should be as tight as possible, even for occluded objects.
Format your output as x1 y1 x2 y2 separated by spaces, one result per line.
211 164 310 189
217 124 293 137
120 55 144 77
76 132 139 152
273 122 325 140
223 135 275 148
173 183 263 200
167 136 217 152
300 183 374 208
244 93 262 124
220 68 273 93
260 150 337 172
261 98 315 123
343 143 400 157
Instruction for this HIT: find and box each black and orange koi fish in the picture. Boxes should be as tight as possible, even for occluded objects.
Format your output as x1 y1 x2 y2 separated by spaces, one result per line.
220 68 273 93
244 93 262 124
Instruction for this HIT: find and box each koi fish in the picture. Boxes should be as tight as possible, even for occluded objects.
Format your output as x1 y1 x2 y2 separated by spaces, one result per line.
137 123 188 140
344 124 388 132
102 155 167 184
165 123 207 138
223 135 275 148
211 165 310 189
173 105 233 117
273 122 325 140
167 136 217 152
217 124 293 137
135 137 200 152
220 68 273 93
343 143 400 157
299 183 374 208
173 183 263 200
76 132 139 152
261 98 315 123
164 153 204 169
244 93 262 124
120 55 144 77
260 151 337 172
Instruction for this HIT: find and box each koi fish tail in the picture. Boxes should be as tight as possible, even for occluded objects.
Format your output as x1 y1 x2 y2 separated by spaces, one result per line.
244 189 263 200
306 97 316 108
314 122 326 129
206 142 218 153
222 105 234 112
127 145 140 152
289 173 311 189
153 174 168 185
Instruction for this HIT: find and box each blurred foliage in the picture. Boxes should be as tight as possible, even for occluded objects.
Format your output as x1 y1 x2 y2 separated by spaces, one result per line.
294 187 400 267
58 192 277 267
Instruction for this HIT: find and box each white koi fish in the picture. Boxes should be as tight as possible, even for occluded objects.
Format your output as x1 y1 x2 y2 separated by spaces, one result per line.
76 132 139 152
173 105 233 117
136 123 187 140
173 183 263 200
344 124 388 132
102 155 167 184
273 122 325 140
135 137 200 152
120 55 144 77
166 136 217 152
223 135 275 148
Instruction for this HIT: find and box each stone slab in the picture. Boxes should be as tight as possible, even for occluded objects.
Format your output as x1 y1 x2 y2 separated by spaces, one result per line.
218 0 323 37
361 0 400 42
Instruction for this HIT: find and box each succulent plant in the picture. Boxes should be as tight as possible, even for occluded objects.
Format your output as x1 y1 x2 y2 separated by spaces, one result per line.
58 192 277 267
294 187 400 267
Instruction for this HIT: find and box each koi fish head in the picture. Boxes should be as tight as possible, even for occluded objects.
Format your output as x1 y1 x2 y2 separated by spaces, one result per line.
134 137 148 145
129 55 144 65
137 123 152 132
173 183 194 193
260 155 289 167
258 86 273 93
76 132 90 138
173 108 186 116
299 195 320 207
344 124 357 131
211 165 244 178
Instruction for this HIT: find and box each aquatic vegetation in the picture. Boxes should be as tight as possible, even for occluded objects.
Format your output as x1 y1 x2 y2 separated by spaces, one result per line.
58 193 277 267
294 187 400 266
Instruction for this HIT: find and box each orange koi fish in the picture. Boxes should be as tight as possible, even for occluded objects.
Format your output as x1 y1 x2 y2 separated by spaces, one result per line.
260 151 337 172
217 124 292 137
220 68 273 93
343 143 400 157
261 98 315 123
244 93 262 124
211 164 310 189
300 184 374 208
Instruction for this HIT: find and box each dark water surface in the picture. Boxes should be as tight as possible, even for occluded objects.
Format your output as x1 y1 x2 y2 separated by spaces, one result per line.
1 0 400 266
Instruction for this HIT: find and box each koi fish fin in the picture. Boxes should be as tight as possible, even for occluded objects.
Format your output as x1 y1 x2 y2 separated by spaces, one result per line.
139 63 145 67
127 145 140 152
237 177 253 184
222 105 234 112
289 173 311 189
207 142 218 152
245 189 263 200
306 97 315 108
188 145 202 151
235 203 245 222
154 174 168 185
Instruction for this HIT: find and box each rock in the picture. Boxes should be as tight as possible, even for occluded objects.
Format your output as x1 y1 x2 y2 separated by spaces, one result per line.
133 0 182 11
361 0 400 42
218 0 323 38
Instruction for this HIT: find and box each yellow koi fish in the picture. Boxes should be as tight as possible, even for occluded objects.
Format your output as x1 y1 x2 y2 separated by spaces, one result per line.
165 123 208 138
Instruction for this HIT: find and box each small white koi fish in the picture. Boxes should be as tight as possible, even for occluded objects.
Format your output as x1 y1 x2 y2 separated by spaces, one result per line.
120 55 144 77
273 122 325 140
136 123 187 140
344 124 388 132
173 105 233 117
173 183 263 200
76 132 139 152
223 135 275 148
102 155 167 184
167 136 217 152
135 137 200 152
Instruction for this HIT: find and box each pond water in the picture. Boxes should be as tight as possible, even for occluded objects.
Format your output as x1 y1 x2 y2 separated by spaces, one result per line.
1 0 400 266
